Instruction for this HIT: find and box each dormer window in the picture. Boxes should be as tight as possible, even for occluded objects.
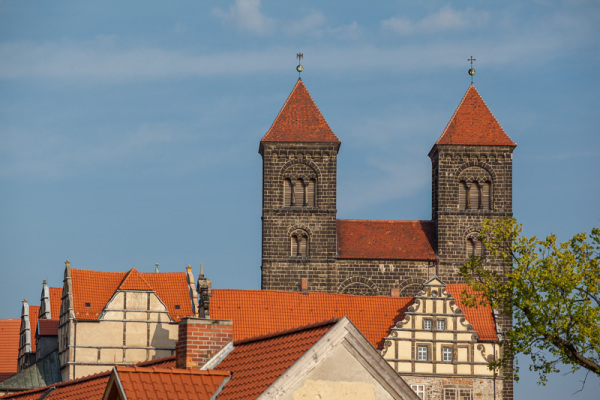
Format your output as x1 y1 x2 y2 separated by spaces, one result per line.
174 305 181 310
85 302 91 308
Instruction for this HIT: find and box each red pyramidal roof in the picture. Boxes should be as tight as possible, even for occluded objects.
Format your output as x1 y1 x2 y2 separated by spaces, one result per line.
435 85 516 147
260 79 340 144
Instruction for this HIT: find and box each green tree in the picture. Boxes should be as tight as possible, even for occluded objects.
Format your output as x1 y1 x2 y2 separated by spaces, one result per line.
460 218 600 384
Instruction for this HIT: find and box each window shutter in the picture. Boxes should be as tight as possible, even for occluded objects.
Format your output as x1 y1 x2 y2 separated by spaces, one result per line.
467 238 475 257
468 182 480 210
291 236 298 257
284 179 293 207
459 181 467 209
307 179 315 207
294 179 304 206
481 181 491 210
299 236 308 257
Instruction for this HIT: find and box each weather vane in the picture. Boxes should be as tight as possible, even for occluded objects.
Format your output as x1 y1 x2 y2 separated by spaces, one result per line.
467 56 476 84
296 52 304 78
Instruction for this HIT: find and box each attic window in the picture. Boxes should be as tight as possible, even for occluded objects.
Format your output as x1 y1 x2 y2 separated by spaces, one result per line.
174 305 181 310
85 302 91 307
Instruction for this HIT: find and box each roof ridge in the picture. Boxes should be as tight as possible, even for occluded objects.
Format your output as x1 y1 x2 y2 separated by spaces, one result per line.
337 219 434 223
212 288 412 300
233 318 339 346
117 365 230 376
135 355 176 367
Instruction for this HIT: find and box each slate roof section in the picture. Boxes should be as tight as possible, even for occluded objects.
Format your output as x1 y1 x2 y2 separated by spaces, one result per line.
0 319 20 383
0 352 60 392
215 320 337 400
337 219 438 261
210 289 413 350
435 85 516 147
260 79 340 145
446 284 498 341
37 320 59 337
111 366 229 400
70 268 194 322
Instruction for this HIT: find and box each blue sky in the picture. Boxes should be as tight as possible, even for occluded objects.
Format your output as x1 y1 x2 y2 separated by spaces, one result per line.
1 0 598 397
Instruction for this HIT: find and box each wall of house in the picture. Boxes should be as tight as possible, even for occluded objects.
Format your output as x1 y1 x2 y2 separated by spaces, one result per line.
60 290 177 380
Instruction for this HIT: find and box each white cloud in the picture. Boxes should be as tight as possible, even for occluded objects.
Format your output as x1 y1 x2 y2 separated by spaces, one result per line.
284 10 326 36
382 6 489 34
212 0 274 35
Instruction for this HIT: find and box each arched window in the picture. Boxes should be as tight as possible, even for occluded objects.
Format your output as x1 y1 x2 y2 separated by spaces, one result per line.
457 167 493 210
459 181 468 210
284 178 293 207
481 181 491 210
466 238 475 257
466 234 484 258
290 230 309 258
306 179 316 207
294 179 304 206
468 182 480 210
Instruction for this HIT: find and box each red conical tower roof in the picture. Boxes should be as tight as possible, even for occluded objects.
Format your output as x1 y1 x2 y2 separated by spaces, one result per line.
435 85 516 147
260 79 340 145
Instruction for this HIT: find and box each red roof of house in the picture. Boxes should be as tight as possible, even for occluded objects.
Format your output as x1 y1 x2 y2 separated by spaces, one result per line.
337 220 437 260
215 320 337 400
435 85 516 147
446 284 498 341
113 366 229 400
37 319 59 337
70 268 194 322
210 289 413 350
0 319 20 383
260 79 340 145
27 306 40 354
48 287 62 320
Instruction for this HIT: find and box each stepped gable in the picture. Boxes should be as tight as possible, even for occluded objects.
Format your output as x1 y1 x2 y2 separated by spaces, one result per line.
337 219 437 261
109 366 230 400
70 268 193 322
117 268 153 291
260 79 340 145
435 85 516 147
445 284 498 341
215 320 337 400
210 289 413 350
0 319 20 383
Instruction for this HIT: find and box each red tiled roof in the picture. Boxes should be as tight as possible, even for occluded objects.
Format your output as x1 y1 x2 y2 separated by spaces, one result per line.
37 319 59 337
0 319 20 382
260 79 340 144
135 355 176 369
48 287 62 321
27 306 40 353
435 85 516 147
0 370 110 400
446 284 498 341
117 268 153 291
113 366 229 400
337 219 437 260
210 289 413 350
215 320 336 400
70 268 194 322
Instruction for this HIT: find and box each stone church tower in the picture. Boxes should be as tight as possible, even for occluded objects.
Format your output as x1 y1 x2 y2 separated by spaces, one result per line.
260 79 516 309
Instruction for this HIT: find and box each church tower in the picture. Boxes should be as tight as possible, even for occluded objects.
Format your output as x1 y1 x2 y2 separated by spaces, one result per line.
429 84 517 282
260 78 341 291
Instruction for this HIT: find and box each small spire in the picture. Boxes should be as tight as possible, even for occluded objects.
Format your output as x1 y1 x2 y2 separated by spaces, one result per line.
467 56 476 84
65 259 70 268
200 263 204 277
186 264 191 273
155 263 159 273
296 52 304 79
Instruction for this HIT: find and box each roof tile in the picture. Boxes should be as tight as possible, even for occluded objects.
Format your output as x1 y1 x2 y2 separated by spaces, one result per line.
0 319 20 381
27 306 40 354
210 289 412 350
446 284 498 341
48 288 62 321
337 219 437 260
260 79 340 145
435 85 516 147
37 319 59 337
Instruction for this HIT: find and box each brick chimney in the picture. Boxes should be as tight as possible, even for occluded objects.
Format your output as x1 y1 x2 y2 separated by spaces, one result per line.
176 318 233 369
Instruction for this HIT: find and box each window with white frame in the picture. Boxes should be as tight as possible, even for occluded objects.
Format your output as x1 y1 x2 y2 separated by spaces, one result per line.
443 347 453 362
437 319 446 330
417 346 428 361
423 319 432 330
411 384 425 399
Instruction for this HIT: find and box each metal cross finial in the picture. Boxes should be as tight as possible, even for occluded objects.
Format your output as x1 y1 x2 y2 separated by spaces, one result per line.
296 52 304 78
467 56 476 84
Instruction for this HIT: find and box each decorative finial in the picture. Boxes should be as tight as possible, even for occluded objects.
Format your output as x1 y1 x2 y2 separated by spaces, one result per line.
155 263 159 273
200 263 204 276
65 259 70 268
467 56 476 84
296 52 304 78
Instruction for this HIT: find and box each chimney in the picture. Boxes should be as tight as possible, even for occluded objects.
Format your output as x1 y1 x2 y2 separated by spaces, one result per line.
390 288 400 298
196 264 212 319
301 278 308 294
176 318 233 369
